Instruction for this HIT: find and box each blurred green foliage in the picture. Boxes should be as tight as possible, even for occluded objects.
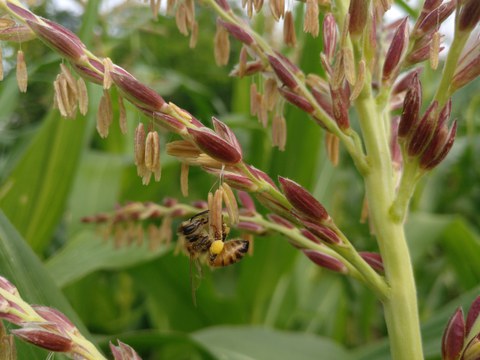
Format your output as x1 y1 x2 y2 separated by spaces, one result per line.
1 1 480 359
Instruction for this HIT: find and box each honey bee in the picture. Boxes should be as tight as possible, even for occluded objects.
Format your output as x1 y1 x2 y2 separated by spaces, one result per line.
177 210 249 305
177 210 249 268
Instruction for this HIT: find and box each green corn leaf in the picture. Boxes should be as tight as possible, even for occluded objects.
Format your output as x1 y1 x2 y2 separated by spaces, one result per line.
193 326 353 360
46 230 169 287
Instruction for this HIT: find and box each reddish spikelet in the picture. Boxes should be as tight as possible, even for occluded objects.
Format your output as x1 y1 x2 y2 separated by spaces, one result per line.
359 252 384 273
348 0 369 37
383 18 409 83
278 177 329 222
188 127 242 164
301 220 342 245
323 13 337 63
72 59 104 85
0 309 24 326
217 19 254 45
438 99 452 129
111 69 165 112
151 112 187 133
237 191 256 214
311 87 333 118
458 0 480 32
32 306 76 333
110 340 142 360
275 51 302 75
419 120 457 170
392 68 423 95
452 49 480 90
466 296 480 336
212 117 243 158
6 3 38 22
12 328 73 352
0 277 19 295
407 101 438 157
442 308 465 360
300 229 321 244
398 73 422 138
268 55 297 90
248 165 277 188
267 213 294 228
278 88 314 113
407 34 435 65
414 1 455 37
237 221 265 233
223 173 259 192
25 19 85 61
415 0 442 30
215 0 231 11
304 250 347 273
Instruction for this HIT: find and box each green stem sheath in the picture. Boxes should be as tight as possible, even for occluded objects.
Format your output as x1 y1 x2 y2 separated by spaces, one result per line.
356 84 423 359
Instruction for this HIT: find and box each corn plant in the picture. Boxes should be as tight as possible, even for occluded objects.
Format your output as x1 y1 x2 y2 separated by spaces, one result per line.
1 0 480 359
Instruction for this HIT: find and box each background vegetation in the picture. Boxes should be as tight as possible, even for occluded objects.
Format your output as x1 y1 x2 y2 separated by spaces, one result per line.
1 0 480 359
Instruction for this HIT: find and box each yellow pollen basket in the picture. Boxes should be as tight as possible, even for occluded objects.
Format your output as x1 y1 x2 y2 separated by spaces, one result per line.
210 240 224 255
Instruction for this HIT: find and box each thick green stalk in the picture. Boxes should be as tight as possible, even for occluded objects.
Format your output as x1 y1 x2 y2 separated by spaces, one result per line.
356 84 423 359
